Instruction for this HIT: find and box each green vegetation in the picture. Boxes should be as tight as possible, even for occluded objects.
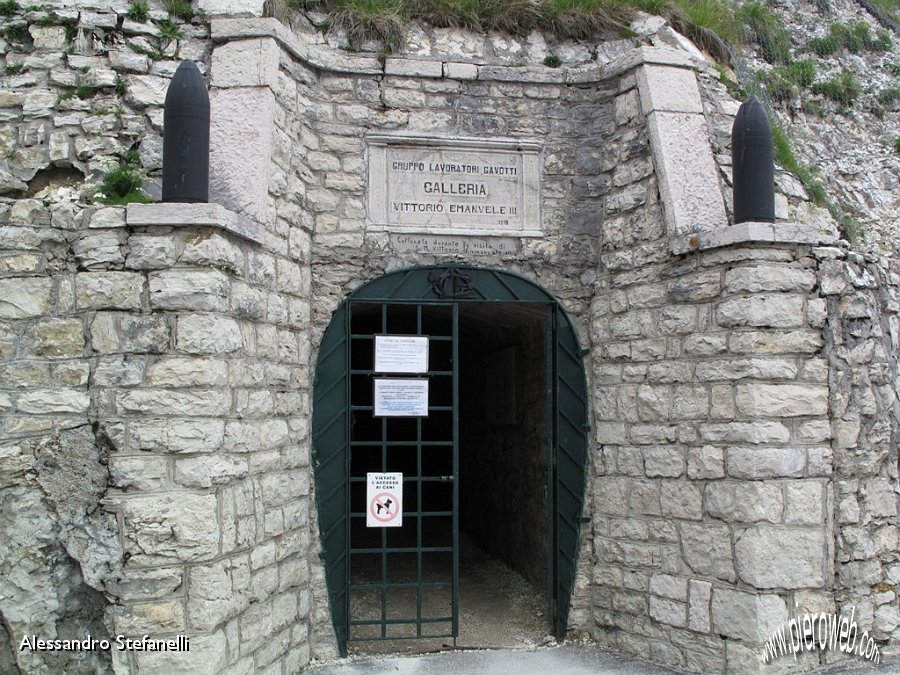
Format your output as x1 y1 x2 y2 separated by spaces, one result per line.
895 137 900 154
415 0 539 34
807 20 892 57
155 17 182 42
876 84 900 105
736 1 790 64
127 0 150 23
758 59 871 116
664 0 741 61
801 96 826 118
0 0 17 17
39 11 59 25
759 59 816 103
98 153 149 206
4 62 23 75
713 62 733 83
543 54 562 68
543 0 617 41
210 260 240 276
164 0 193 21
63 19 78 41
130 42 165 61
668 0 739 41
295 0 408 48
115 75 127 96
836 211 862 243
771 124 827 205
811 71 861 108
869 0 899 24
771 121 862 241
3 23 30 43
288 0 742 54
75 83 99 99
120 148 141 166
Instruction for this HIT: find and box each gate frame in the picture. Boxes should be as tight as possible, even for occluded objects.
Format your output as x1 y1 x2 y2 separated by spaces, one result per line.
311 265 590 655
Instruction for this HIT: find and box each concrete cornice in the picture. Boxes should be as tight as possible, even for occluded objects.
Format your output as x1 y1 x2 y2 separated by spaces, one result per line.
126 203 265 245
670 222 832 255
210 18 713 83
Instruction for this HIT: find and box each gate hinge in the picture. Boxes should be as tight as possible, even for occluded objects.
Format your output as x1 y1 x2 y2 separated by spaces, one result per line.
578 515 592 524
579 347 591 357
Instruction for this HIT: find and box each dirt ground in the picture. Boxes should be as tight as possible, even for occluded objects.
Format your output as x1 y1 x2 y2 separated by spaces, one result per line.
348 534 550 656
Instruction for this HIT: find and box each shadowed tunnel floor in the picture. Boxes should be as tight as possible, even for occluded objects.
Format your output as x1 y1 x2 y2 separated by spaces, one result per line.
347 534 548 656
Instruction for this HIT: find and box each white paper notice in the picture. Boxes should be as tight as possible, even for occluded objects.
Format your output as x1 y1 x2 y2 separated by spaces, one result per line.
373 378 429 417
374 335 429 373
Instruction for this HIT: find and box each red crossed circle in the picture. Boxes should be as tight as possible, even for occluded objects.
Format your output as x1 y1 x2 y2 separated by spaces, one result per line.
369 491 400 523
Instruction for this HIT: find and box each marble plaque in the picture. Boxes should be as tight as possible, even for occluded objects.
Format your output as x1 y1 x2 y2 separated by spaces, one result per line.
367 134 542 237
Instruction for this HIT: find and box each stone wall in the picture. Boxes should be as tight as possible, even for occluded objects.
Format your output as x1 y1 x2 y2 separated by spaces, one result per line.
1 3 899 674
0 201 316 675
590 239 834 671
819 249 900 644
0 1 169 649
104 202 313 674
257 19 660 656
1 7 315 673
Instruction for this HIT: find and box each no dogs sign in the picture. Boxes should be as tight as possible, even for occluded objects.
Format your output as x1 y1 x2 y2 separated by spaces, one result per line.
366 472 403 527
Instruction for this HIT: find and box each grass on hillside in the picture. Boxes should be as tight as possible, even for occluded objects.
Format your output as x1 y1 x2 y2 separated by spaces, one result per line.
869 0 900 25
807 20 893 57
736 2 790 63
289 0 743 56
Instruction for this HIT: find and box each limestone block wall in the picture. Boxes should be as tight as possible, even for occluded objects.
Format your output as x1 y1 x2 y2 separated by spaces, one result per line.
0 200 315 674
205 19 676 656
0 5 312 673
100 202 313 674
0 5 898 675
590 238 835 671
255 25 652 652
819 249 900 643
0 200 122 675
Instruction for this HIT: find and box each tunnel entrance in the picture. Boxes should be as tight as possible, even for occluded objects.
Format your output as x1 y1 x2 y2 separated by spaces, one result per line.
311 266 588 657
457 303 550 625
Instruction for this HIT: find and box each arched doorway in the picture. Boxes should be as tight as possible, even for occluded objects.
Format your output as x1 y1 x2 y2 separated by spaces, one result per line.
311 266 589 655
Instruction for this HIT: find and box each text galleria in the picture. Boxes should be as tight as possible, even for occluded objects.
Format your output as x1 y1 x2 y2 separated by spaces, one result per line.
20 634 190 652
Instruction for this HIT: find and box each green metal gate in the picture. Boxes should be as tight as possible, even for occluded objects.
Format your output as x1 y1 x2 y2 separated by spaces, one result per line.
311 266 588 655
347 300 458 643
